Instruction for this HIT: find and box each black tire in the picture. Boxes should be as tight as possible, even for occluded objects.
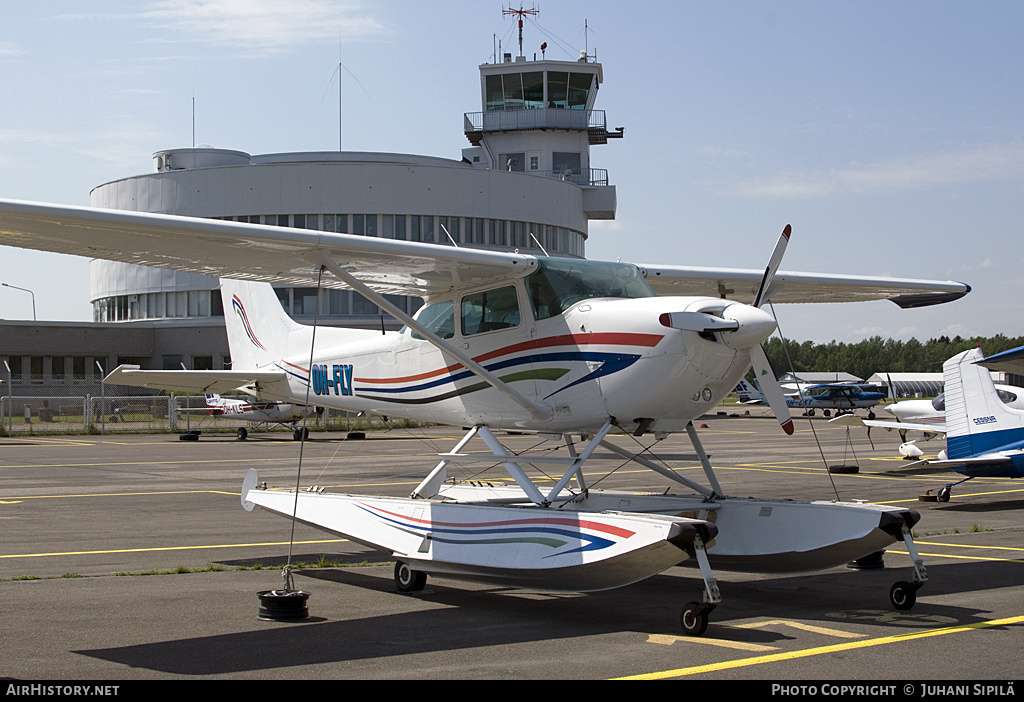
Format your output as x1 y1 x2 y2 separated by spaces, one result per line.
292 427 309 441
237 427 248 441
938 486 951 503
680 602 709 636
890 581 917 610
394 561 427 592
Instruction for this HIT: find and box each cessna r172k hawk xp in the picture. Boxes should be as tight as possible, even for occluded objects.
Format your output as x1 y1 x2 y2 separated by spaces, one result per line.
0 200 970 635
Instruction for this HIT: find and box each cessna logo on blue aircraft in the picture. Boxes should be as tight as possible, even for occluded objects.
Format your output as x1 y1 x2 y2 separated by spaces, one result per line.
973 415 997 425
312 364 354 396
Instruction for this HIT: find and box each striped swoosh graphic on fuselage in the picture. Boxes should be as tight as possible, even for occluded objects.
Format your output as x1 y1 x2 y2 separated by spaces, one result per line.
353 332 663 405
358 503 636 557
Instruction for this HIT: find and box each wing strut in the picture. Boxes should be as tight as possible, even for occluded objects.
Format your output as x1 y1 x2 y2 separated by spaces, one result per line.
314 253 553 422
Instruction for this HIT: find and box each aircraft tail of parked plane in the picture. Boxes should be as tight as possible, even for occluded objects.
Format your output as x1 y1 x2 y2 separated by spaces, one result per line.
841 347 1024 499
734 379 764 404
940 347 1024 478
222 278 308 371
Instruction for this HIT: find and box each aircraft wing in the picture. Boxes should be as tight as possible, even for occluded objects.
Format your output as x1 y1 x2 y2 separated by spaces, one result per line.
916 452 1019 468
865 419 946 435
104 364 285 394
0 199 970 304
639 264 970 307
0 199 534 297
975 345 1024 375
829 414 946 435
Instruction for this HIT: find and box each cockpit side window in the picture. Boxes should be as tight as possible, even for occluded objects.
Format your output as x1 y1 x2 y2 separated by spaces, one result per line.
461 285 521 336
526 258 654 321
411 300 455 340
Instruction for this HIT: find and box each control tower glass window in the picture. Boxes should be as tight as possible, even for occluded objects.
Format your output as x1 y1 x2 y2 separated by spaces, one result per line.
486 75 504 111
486 72 544 111
567 73 592 109
522 72 543 109
502 73 525 110
547 72 593 109
548 72 568 108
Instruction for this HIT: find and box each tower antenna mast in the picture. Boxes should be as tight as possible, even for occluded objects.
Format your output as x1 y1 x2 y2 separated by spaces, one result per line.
503 5 539 58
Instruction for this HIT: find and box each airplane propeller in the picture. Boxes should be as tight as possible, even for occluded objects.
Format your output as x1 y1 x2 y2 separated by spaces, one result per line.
658 226 795 434
750 225 795 435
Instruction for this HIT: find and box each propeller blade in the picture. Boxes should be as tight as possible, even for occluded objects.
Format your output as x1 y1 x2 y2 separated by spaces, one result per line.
750 343 794 435
752 224 791 308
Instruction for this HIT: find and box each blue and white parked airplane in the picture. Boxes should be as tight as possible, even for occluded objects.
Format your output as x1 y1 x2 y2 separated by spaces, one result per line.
736 378 885 417
0 199 972 631
835 347 1024 464
902 347 1024 501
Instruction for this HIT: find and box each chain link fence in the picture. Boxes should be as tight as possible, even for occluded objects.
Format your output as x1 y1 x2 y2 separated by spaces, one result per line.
2 387 401 437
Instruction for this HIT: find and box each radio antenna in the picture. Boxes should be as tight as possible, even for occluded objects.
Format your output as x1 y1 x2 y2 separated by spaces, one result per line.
503 5 539 58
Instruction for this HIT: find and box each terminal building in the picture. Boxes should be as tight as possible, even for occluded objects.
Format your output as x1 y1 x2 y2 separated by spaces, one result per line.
2 34 622 398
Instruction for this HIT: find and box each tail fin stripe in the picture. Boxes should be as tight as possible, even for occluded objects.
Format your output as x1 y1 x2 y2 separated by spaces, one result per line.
232 295 267 351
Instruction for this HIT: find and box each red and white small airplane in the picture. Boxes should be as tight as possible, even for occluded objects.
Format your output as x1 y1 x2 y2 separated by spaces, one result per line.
195 393 311 440
0 199 972 633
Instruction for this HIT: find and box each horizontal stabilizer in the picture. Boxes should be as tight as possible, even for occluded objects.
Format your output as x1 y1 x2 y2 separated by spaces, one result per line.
104 364 286 394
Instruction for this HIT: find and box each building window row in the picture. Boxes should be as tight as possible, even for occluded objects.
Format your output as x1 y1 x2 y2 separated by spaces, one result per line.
275 288 423 319
4 355 103 385
94 289 223 323
91 214 585 322
2 354 231 384
93 283 425 323
227 213 586 258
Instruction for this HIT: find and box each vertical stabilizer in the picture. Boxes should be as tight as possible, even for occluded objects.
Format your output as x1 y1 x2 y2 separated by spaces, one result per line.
221 279 309 371
943 347 1024 459
735 379 763 403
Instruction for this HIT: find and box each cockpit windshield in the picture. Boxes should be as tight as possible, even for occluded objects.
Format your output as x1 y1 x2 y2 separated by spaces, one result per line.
526 258 654 321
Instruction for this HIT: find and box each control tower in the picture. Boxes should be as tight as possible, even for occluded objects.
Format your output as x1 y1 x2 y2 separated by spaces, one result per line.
462 10 622 221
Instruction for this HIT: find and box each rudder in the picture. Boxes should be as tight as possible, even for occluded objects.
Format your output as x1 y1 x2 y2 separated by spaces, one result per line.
221 279 307 371
943 347 1024 459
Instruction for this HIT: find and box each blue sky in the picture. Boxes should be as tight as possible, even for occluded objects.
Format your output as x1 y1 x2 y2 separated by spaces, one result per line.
1 1 1021 344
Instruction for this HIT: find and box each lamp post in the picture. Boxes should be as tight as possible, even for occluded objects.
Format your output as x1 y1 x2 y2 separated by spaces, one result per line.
2 283 36 321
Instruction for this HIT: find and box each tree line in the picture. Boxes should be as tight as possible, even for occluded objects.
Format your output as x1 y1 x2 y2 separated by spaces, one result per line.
761 334 1024 381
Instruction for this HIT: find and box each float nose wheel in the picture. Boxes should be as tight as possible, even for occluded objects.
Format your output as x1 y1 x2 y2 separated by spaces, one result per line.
394 561 427 593
681 602 714 636
889 580 922 610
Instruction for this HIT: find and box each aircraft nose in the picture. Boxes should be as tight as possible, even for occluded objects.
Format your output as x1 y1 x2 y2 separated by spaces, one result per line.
720 303 778 350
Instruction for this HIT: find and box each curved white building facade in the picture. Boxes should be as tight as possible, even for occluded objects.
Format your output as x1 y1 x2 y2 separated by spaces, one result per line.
88 49 621 341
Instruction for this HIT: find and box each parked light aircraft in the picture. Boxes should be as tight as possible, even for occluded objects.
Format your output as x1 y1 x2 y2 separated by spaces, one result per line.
0 199 972 633
872 348 1024 500
834 369 1024 459
877 384 1022 430
735 378 884 417
170 391 311 440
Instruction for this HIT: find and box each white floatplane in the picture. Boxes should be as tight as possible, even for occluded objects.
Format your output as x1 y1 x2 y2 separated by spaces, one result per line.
0 200 970 634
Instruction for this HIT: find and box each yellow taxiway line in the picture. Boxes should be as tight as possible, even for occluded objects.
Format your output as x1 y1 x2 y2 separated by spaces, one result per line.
616 614 1024 680
1 538 348 560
